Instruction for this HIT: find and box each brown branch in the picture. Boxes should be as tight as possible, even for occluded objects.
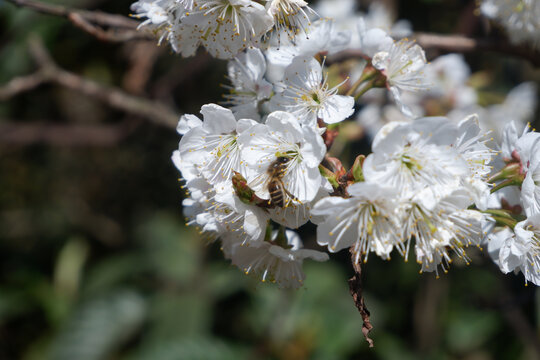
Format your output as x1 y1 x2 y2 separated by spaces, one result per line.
0 72 49 100
0 39 179 129
0 121 137 146
328 33 540 67
415 33 540 66
5 0 152 42
348 248 374 348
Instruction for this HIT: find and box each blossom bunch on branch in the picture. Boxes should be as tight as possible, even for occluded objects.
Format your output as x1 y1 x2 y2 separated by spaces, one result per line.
132 0 540 346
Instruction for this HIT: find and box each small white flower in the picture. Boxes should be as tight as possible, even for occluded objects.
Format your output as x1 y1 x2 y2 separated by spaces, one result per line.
522 138 540 217
231 229 329 288
264 19 351 83
151 0 275 58
131 0 175 26
363 117 469 200
371 39 429 117
265 0 314 40
223 48 273 121
312 182 403 262
269 56 354 126
403 188 485 276
493 215 540 285
454 114 497 210
239 111 326 203
178 104 256 192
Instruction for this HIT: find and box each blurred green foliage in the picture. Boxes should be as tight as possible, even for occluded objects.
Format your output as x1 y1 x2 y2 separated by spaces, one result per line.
0 0 539 359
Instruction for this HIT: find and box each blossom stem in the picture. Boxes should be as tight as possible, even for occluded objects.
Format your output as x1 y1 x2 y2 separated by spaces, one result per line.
274 225 289 248
346 67 377 96
487 163 523 184
482 209 518 228
490 178 522 194
353 80 376 101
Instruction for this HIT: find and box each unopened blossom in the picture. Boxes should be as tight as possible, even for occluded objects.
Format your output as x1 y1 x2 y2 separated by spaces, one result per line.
269 56 354 126
371 39 429 117
223 48 273 121
178 104 256 193
231 230 329 288
239 110 326 203
312 182 403 263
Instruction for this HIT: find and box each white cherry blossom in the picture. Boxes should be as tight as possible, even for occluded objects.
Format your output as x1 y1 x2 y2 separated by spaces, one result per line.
269 56 354 126
223 48 273 121
231 229 329 288
264 18 351 82
265 0 314 40
521 138 540 217
238 111 326 203
312 182 403 263
363 117 469 200
403 188 485 276
371 39 429 117
491 215 540 285
178 104 256 193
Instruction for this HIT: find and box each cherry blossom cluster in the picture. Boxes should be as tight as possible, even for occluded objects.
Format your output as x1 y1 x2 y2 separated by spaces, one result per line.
132 0 540 288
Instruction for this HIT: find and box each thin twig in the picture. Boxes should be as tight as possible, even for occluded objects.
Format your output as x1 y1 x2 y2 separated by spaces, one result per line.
0 39 179 129
348 248 374 348
4 0 153 42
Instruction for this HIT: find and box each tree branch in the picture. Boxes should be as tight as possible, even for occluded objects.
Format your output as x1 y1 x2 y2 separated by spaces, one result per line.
0 121 137 146
4 0 152 42
415 33 540 66
328 33 540 67
0 39 179 129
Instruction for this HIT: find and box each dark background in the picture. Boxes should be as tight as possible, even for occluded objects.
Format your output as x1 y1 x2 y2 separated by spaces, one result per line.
0 0 539 359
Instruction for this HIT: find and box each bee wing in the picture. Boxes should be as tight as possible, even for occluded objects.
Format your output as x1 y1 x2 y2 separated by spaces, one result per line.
247 169 272 200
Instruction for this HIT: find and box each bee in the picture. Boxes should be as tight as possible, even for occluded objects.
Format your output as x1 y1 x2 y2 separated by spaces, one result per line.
266 156 295 208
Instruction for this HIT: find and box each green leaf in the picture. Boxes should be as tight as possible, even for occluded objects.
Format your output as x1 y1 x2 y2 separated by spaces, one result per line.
135 213 201 284
48 290 147 360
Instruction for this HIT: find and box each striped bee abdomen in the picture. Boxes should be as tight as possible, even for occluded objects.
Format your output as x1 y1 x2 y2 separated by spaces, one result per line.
268 179 285 208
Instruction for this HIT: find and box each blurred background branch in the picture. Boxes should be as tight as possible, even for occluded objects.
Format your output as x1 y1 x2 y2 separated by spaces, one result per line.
0 38 179 134
4 0 151 42
329 33 540 66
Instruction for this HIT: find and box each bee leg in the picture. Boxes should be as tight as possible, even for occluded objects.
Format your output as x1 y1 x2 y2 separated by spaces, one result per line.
284 189 302 205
